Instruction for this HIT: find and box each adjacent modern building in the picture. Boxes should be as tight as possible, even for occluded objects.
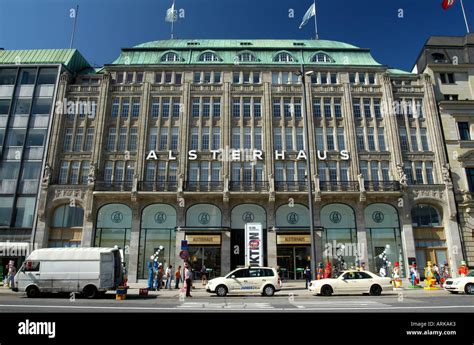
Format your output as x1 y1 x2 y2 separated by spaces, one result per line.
414 33 474 269
0 48 91 270
22 39 467 282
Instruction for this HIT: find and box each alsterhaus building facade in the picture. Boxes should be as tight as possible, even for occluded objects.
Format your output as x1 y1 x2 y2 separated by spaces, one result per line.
30 39 465 282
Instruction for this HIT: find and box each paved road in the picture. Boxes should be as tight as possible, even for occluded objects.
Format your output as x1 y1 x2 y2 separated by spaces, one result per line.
0 288 473 313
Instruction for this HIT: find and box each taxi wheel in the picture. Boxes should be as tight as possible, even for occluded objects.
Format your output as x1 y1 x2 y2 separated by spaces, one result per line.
216 285 228 297
369 284 382 296
26 285 40 298
262 285 275 296
465 283 474 295
320 285 333 296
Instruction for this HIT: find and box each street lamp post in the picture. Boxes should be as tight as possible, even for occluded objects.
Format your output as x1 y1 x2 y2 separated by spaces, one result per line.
297 64 317 280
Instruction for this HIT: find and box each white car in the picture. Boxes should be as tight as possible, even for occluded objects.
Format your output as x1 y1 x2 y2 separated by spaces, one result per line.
308 270 393 296
206 267 282 297
444 271 474 294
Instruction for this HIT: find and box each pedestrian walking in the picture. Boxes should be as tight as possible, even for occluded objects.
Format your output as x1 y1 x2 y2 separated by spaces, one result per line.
165 265 173 290
175 265 182 289
201 265 207 286
433 263 441 284
304 266 311 289
7 261 16 290
157 265 164 290
184 262 192 297
147 259 154 290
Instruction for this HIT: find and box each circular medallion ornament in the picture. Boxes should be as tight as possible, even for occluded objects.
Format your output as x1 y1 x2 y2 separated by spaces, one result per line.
372 211 384 224
111 211 123 224
329 211 342 224
242 211 255 223
154 212 167 224
198 212 211 225
287 212 299 225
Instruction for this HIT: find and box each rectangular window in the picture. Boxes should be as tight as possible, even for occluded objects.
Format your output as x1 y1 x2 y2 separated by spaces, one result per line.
420 128 430 150
274 128 282 150
233 98 241 117
253 98 261 118
192 98 200 117
334 98 342 118
118 127 127 151
313 98 321 118
200 162 209 185
328 162 337 182
254 127 262 150
323 98 332 118
426 162 434 184
104 161 113 182
211 162 221 182
121 98 129 118
233 72 240 84
349 73 356 84
151 98 160 118
204 72 211 84
107 128 116 151
212 127 220 150
232 128 240 149
326 127 335 150
337 128 345 150
84 128 94 151
285 128 293 151
368 73 376 85
296 128 304 150
286 162 295 182
318 162 327 182
170 127 179 150
59 161 69 184
374 99 381 118
458 122 471 140
189 162 199 183
253 72 261 84
169 162 178 183
367 128 375 151
284 98 292 118
146 162 155 181
243 98 251 117
294 99 301 118
162 98 170 118
243 72 250 84
244 128 251 149
315 128 324 150
353 98 361 118
232 163 240 183
415 162 423 184
214 72 221 83
148 128 157 151
129 127 137 151
80 161 90 184
194 72 201 83
466 168 474 192
136 72 143 83
74 128 83 151
64 128 73 151
356 127 365 151
172 98 180 118
360 161 369 181
320 73 328 84
331 73 338 84
378 128 386 151
158 162 166 183
400 127 409 151
191 128 199 150
410 128 419 151
381 161 390 181
155 72 162 84
370 162 379 182
165 72 172 84
202 127 210 150
126 162 134 182
213 98 221 117
273 99 281 117
132 98 140 117
125 73 134 84
158 127 168 151
70 161 80 184
363 99 371 118
202 97 211 118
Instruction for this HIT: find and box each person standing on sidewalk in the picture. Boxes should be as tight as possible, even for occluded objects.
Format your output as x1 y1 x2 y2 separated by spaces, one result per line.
165 265 173 290
201 265 207 286
157 264 164 290
184 263 192 297
7 261 16 289
304 266 311 289
175 265 182 289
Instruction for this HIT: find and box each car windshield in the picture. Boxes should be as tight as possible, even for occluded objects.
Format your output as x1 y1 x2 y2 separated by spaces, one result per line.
467 271 474 278
333 271 345 278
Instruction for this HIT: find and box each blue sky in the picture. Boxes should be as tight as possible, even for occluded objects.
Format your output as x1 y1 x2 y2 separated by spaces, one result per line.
0 0 472 70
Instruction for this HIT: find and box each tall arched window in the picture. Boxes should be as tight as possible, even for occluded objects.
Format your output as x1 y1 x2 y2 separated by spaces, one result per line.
411 204 440 227
198 52 220 62
49 205 84 247
161 52 181 62
311 52 334 63
273 52 295 62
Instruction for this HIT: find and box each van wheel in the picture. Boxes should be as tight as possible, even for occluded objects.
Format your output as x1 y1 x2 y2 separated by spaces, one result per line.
370 284 382 296
465 283 474 295
216 285 228 297
26 286 40 298
320 285 333 296
263 285 275 297
83 285 98 299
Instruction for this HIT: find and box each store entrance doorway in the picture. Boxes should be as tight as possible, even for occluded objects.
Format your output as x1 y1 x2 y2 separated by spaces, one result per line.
277 246 310 280
188 246 221 279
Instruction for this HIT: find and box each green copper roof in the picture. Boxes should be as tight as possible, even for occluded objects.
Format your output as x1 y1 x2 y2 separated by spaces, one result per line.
387 68 414 75
110 39 382 67
0 49 91 73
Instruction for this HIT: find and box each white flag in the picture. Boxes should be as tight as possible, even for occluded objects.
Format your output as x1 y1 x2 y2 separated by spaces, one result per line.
165 3 176 22
299 3 316 29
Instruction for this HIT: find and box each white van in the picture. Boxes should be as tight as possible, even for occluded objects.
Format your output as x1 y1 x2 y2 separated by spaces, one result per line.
14 247 124 298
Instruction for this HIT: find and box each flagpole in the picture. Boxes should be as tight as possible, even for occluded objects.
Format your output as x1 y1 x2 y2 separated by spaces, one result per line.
313 0 319 40
171 0 175 39
69 5 79 49
460 0 470 33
